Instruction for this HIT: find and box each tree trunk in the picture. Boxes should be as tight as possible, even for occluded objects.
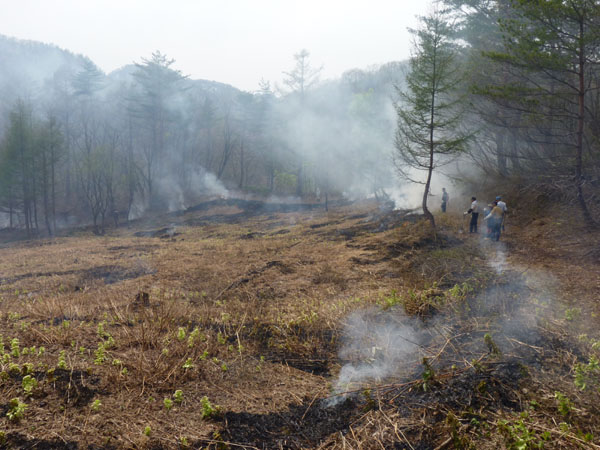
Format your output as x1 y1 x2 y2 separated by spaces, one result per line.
51 147 56 233
424 49 437 230
576 24 596 228
42 150 52 236
238 140 245 189
296 164 303 197
495 130 507 177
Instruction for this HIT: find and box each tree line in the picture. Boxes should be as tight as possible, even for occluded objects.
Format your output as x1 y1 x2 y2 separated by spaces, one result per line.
0 48 401 235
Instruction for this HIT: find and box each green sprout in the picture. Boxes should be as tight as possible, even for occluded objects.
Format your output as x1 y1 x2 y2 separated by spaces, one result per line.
57 350 67 369
200 396 220 419
22 375 37 396
94 343 106 365
10 338 20 358
6 398 27 422
177 327 187 341
173 389 183 404
91 399 102 412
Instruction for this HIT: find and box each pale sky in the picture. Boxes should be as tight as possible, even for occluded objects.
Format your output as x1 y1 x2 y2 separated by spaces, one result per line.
0 0 431 92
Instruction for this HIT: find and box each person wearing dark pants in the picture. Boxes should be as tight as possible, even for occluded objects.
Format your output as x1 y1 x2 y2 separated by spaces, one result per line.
441 188 449 213
467 197 479 233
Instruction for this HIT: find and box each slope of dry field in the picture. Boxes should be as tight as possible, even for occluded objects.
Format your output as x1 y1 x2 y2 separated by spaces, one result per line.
0 199 598 449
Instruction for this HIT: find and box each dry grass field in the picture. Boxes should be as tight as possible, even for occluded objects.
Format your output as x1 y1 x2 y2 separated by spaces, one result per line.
0 198 599 449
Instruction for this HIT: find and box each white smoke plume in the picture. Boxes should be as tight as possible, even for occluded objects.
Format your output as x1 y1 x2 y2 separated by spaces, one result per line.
329 308 426 404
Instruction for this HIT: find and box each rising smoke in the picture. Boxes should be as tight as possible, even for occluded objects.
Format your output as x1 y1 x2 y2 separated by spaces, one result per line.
328 233 556 406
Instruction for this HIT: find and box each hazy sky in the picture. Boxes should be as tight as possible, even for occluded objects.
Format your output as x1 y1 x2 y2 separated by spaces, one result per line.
1 0 431 92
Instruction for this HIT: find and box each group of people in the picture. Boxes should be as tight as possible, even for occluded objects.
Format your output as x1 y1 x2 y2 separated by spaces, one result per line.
440 188 507 241
466 196 507 240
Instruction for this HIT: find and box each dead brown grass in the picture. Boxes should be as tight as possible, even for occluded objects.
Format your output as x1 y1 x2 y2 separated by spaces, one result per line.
0 199 598 448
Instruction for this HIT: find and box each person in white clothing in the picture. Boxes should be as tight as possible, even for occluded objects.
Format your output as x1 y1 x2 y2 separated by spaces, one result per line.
467 197 479 233
496 196 507 230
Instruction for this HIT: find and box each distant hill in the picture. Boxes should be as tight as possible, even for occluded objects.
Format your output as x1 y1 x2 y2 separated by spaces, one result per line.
0 34 243 109
0 34 90 96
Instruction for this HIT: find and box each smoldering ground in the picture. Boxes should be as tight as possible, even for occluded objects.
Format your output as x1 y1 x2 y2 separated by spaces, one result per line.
327 236 559 407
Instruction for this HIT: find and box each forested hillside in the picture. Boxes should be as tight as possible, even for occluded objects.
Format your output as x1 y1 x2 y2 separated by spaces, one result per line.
0 36 404 235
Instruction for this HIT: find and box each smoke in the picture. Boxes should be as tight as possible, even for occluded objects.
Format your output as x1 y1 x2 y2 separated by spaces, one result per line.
188 169 229 200
131 168 231 219
328 308 427 405
488 242 508 274
329 228 559 406
156 174 186 212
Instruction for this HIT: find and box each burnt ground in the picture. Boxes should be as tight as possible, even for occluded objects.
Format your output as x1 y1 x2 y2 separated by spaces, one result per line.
0 199 599 449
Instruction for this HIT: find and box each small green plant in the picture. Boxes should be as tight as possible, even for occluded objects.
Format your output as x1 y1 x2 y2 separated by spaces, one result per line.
22 375 37 396
104 335 115 349
217 332 227 345
421 357 435 391
143 426 152 437
10 338 20 358
57 350 67 369
498 418 547 449
182 358 194 369
173 389 183 404
256 355 265 371
94 343 106 365
564 308 581 321
446 412 472 449
200 396 220 419
380 290 402 309
177 327 187 341
187 327 200 347
6 398 27 422
97 321 108 338
554 391 572 417
361 389 376 411
91 399 102 412
484 333 501 356
163 398 173 411
574 355 600 391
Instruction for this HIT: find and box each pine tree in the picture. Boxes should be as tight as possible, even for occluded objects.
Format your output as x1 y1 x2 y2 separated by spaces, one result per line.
395 9 470 229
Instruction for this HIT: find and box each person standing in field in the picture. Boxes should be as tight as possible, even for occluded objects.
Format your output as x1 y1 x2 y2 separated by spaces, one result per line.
485 201 504 241
496 196 507 230
441 188 449 213
467 196 479 233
